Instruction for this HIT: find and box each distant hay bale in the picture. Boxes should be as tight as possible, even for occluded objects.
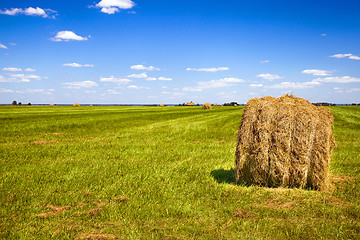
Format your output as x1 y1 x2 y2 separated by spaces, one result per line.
234 104 238 107
219 104 222 107
73 103 80 107
160 104 164 107
90 104 93 107
202 102 212 109
235 95 335 190
50 104 54 107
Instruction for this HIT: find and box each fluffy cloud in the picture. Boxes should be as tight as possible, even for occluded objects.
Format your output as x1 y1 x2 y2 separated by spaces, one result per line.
186 67 229 72
25 68 36 72
0 73 46 82
51 31 88 42
302 69 332 76
100 76 131 84
267 81 321 89
0 88 53 94
95 0 135 14
249 84 263 87
127 85 147 89
63 63 94 67
0 7 56 18
256 73 283 81
0 43 7 49
330 53 360 60
146 77 157 81
2 67 22 72
158 77 172 81
334 87 360 93
130 64 160 71
127 73 148 78
107 89 121 94
183 77 245 91
260 60 270 63
63 81 98 89
16 88 54 95
313 76 360 83
0 88 14 93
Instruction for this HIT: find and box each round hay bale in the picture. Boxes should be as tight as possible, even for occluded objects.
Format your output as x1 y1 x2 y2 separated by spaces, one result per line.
202 102 212 109
50 104 54 107
73 103 80 107
235 95 335 190
160 104 164 107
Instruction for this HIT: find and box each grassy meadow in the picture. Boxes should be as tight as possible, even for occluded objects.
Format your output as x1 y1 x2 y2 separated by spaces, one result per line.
0 105 359 239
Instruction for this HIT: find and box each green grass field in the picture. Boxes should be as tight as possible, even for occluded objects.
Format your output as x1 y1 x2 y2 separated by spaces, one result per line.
0 105 359 239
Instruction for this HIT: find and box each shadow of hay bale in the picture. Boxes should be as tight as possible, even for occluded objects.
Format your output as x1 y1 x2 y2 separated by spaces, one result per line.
211 169 235 184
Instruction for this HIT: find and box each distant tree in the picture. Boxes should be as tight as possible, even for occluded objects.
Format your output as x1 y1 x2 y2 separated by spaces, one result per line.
18 102 22 106
12 100 17 105
28 103 32 105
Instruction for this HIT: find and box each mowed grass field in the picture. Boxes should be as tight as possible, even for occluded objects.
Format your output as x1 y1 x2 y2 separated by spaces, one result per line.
0 105 359 239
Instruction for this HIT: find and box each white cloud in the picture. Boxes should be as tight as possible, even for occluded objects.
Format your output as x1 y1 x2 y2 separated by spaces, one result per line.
15 88 54 95
100 76 131 84
0 88 14 93
330 53 360 60
25 68 36 72
321 34 327 36
10 74 44 80
107 89 121 94
256 73 283 81
51 31 88 42
63 80 98 89
0 8 22 15
267 81 321 89
95 0 135 14
0 7 56 18
146 77 157 81
260 60 270 63
183 77 245 92
302 69 332 76
313 76 360 83
85 90 97 94
0 73 46 82
186 67 229 72
24 7 47 17
127 85 146 89
63 63 94 67
158 77 172 81
127 72 148 78
130 64 160 71
0 75 26 83
0 43 7 49
161 91 185 96
2 67 22 72
250 84 263 87
334 87 360 93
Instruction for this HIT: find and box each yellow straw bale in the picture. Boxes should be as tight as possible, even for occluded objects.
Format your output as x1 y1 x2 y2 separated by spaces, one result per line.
235 95 335 190
202 102 212 109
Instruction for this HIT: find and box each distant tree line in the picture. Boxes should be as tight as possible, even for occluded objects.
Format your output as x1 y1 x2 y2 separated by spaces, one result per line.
12 100 31 106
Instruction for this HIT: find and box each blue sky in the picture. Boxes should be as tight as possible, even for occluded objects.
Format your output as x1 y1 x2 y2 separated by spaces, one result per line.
1 0 360 104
